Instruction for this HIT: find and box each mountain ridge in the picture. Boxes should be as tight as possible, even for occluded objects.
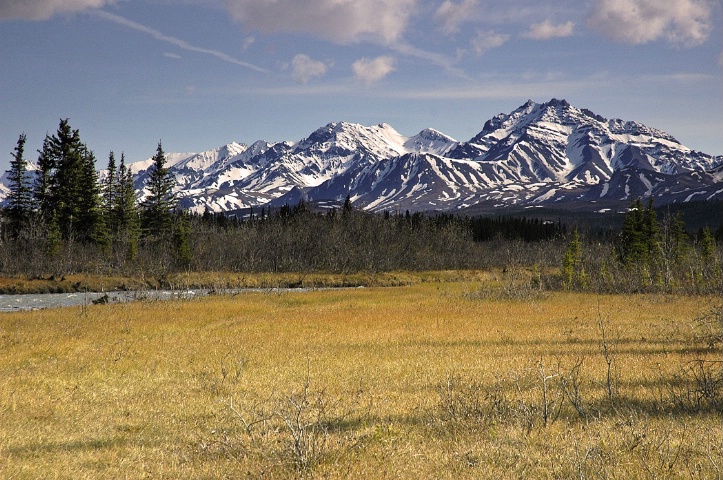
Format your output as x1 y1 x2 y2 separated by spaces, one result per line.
135 98 723 213
3 99 721 214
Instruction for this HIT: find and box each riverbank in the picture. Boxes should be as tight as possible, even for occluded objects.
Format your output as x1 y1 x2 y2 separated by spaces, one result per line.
0 270 496 295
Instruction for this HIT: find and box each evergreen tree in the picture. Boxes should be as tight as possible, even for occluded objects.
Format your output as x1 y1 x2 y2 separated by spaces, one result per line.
4 134 33 239
142 141 177 239
77 147 107 245
28 119 108 244
562 229 582 288
114 154 140 259
342 195 353 216
34 134 56 221
49 119 85 240
700 226 716 261
618 198 645 264
103 151 118 233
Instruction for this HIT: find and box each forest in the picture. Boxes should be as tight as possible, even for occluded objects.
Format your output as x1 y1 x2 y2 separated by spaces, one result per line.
2 119 722 295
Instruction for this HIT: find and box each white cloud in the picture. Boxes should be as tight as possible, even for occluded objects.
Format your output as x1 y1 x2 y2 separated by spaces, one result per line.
164 52 182 59
223 0 417 45
588 0 714 46
242 36 255 51
435 0 479 35
94 11 268 73
523 19 575 40
471 30 510 55
0 0 113 20
352 56 396 85
290 54 328 84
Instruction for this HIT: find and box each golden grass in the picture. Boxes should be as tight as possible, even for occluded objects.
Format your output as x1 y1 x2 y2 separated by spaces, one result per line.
1 280 721 478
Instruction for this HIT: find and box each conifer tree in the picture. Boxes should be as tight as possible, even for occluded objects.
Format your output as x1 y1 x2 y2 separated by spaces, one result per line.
562 229 582 288
115 154 140 259
618 198 645 264
700 226 716 261
103 151 118 233
77 147 107 245
142 141 177 239
34 134 56 221
5 134 33 239
30 119 108 244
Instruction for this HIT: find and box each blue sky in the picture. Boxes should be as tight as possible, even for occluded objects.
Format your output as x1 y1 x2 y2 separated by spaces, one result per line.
1 0 721 170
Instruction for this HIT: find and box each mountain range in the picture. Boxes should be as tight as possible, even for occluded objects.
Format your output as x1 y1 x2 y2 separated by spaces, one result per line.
4 99 722 215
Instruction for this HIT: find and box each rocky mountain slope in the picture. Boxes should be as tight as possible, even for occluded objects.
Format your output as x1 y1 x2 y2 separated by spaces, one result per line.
4 99 721 214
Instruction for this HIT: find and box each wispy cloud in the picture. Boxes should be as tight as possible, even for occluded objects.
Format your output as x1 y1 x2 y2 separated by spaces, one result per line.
352 56 396 85
93 11 269 73
242 36 255 51
588 0 714 47
435 0 479 35
164 52 182 59
471 30 510 55
290 54 329 84
223 0 417 45
0 0 113 20
523 20 575 40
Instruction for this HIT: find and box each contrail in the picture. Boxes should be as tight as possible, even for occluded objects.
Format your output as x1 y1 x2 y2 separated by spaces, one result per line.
93 10 269 74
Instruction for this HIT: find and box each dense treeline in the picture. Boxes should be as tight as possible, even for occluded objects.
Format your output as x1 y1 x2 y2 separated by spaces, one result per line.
1 120 721 294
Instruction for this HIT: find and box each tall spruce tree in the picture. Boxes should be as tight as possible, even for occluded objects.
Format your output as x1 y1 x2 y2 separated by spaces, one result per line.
619 198 645 264
33 119 106 243
46 119 86 240
142 141 176 238
34 134 56 221
114 153 140 258
5 134 33 239
103 151 119 233
77 147 107 245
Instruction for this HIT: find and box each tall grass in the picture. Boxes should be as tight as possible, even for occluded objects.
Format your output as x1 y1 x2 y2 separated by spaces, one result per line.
1 281 720 478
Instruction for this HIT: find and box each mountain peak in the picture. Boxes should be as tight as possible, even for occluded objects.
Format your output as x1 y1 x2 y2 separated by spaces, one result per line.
547 98 570 108
10 100 718 215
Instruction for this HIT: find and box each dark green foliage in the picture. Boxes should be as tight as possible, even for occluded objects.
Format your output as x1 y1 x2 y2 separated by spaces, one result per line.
468 215 563 242
699 227 716 261
142 141 177 239
103 151 118 230
34 134 56 221
113 154 141 259
30 119 106 243
4 134 33 239
342 195 352 216
618 198 645 264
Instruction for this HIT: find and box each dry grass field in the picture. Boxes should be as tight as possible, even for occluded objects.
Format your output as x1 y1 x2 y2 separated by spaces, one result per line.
1 275 721 478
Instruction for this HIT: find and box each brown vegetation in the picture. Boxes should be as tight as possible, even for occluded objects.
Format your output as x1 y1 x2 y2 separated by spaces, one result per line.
1 279 720 478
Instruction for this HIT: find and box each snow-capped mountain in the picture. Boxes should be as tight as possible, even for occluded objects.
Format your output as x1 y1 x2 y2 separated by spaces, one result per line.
172 98 720 214
3 99 721 214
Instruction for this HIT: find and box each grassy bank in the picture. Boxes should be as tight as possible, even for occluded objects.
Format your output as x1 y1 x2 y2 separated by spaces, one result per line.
0 270 496 295
1 280 721 478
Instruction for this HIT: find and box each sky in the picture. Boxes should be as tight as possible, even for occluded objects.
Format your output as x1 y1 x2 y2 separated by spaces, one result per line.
1 0 722 170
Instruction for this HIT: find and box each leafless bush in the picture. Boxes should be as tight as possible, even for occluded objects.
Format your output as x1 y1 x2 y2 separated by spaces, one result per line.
220 375 367 473
691 304 723 350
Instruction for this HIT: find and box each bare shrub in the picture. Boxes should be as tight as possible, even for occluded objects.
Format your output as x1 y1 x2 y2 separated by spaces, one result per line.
221 375 367 473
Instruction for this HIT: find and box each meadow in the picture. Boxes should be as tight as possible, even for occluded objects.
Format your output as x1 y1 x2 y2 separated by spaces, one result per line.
1 273 721 478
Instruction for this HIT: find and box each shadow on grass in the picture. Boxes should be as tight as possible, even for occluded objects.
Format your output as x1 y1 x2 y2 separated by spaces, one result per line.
4 436 128 456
